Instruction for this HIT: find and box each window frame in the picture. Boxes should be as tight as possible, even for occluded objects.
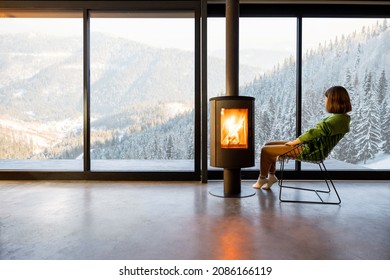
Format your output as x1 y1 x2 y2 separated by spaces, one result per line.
0 1 389 181
0 1 202 181
206 2 390 181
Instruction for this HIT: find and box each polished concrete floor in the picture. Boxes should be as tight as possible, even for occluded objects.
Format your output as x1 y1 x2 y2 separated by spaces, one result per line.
0 180 389 260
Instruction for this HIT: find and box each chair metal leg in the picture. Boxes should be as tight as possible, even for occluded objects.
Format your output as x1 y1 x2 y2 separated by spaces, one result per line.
278 160 341 205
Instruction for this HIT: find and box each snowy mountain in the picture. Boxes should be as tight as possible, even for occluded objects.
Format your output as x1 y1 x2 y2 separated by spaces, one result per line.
1 20 389 167
0 32 259 159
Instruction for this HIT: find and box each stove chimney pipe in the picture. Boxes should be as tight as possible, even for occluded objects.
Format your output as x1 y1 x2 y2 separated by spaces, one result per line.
209 0 255 198
226 0 239 97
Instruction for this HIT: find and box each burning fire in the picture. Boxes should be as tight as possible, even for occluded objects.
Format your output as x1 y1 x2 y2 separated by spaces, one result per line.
221 108 248 149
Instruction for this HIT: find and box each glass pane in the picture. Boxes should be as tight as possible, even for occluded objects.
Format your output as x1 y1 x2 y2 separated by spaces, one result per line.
0 11 83 171
220 108 248 149
90 12 195 171
208 18 296 170
302 18 390 170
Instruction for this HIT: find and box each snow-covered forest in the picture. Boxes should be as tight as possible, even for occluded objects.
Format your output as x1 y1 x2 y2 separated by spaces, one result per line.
241 19 390 167
0 19 389 169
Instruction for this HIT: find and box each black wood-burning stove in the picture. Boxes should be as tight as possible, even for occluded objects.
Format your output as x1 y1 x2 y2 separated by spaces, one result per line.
209 0 255 197
209 96 255 197
210 96 255 168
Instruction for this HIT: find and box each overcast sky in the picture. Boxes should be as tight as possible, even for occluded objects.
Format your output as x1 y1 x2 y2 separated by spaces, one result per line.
0 16 382 54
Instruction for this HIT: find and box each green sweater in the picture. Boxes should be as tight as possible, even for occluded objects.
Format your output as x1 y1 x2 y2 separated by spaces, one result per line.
298 114 351 161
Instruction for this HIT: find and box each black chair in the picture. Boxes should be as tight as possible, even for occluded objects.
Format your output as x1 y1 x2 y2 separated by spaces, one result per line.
277 143 341 205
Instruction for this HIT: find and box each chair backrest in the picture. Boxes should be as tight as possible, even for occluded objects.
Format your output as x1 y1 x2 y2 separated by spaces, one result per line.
298 133 346 162
279 133 347 163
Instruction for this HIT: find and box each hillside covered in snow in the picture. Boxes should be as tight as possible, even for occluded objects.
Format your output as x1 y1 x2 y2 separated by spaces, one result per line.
0 19 389 169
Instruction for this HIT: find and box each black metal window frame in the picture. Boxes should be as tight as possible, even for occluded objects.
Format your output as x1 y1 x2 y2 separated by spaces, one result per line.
206 2 390 181
0 1 389 181
0 0 202 181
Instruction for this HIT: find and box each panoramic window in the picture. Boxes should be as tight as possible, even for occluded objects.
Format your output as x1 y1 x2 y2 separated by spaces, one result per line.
90 12 195 171
208 17 296 170
302 18 390 170
0 10 83 171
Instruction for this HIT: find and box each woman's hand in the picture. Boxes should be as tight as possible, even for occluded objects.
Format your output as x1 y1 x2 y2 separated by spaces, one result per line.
285 139 301 146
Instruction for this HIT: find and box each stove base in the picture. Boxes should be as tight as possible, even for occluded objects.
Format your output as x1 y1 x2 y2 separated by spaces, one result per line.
209 168 256 198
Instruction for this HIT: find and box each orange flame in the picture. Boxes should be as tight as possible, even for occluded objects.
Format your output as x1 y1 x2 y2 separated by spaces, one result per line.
221 108 248 149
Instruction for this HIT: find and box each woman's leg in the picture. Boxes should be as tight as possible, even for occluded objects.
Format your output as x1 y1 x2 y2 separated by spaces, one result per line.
253 140 292 189
260 141 289 177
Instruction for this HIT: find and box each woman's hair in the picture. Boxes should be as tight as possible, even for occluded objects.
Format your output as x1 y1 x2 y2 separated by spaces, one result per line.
324 86 352 114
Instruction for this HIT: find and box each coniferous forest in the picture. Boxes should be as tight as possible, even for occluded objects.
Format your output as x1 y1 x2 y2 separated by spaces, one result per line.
0 19 389 169
241 19 390 166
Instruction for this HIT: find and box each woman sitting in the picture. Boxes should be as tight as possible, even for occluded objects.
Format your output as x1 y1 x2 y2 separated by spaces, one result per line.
253 85 352 190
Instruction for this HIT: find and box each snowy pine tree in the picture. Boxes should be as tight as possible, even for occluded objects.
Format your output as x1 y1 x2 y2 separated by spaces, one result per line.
377 69 388 113
354 71 382 163
382 100 390 154
333 69 357 161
